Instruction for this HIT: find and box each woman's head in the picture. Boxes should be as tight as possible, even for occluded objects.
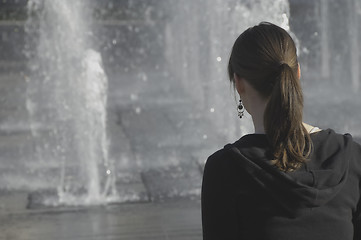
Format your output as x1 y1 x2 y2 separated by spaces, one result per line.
228 22 299 98
228 22 311 172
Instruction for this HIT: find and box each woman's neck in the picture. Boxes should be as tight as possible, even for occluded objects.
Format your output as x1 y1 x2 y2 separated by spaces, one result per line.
250 99 268 134
253 116 265 134
252 119 319 135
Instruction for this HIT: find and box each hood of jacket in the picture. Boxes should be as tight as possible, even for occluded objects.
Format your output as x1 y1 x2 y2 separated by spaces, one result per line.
225 129 353 216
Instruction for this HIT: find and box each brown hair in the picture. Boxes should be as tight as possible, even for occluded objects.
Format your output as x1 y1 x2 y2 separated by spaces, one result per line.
228 22 312 172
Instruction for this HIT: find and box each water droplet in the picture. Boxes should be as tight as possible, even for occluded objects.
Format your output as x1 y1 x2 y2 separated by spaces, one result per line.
138 72 148 81
210 108 215 113
281 13 290 31
302 47 310 54
112 39 117 45
130 94 138 101
216 57 222 62
106 169 111 175
138 48 145 54
203 134 208 140
135 107 141 114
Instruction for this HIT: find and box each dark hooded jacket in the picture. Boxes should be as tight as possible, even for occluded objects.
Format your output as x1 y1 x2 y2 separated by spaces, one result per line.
201 129 361 240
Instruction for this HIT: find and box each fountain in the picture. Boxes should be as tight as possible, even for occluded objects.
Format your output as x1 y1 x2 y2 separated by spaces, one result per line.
294 0 361 136
164 0 291 142
24 0 114 205
19 0 292 206
317 0 360 91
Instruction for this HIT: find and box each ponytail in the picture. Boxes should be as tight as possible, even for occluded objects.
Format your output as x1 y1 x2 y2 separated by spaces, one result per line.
264 63 312 171
229 22 312 172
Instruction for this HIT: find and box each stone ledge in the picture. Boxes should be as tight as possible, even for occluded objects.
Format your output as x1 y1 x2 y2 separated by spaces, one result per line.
0 190 28 213
11 160 204 209
141 162 202 202
27 172 149 209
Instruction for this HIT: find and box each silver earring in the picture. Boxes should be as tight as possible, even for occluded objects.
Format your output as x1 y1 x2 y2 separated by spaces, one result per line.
237 99 244 118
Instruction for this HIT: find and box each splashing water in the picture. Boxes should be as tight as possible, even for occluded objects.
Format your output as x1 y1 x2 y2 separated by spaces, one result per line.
20 0 294 205
25 0 115 205
164 0 291 141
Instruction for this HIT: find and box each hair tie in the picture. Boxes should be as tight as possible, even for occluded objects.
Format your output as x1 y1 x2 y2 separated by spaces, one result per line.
279 61 289 68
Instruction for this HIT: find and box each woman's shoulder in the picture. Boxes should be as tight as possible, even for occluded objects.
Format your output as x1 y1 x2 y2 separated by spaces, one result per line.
310 128 361 168
204 144 245 175
350 135 361 159
310 128 356 146
205 148 232 168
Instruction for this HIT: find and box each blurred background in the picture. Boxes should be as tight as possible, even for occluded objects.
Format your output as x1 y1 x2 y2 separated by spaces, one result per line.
0 0 360 213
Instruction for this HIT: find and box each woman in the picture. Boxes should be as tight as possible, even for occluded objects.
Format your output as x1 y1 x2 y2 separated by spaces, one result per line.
201 22 361 240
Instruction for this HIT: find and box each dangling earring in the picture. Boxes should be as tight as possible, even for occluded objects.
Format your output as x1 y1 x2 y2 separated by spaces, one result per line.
237 99 244 118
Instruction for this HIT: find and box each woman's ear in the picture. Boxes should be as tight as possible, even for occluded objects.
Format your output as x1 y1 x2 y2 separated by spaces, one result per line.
297 64 301 79
234 73 245 95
